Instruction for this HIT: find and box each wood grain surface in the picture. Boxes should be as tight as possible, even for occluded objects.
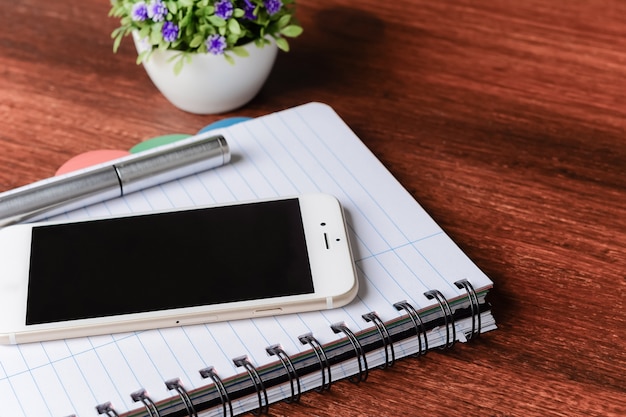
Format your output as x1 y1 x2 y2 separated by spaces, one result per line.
1 0 625 416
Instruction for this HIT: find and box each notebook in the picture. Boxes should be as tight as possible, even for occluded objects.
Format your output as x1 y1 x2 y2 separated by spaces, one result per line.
0 102 496 417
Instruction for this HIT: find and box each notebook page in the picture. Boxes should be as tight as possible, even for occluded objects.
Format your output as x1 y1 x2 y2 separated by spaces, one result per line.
0 102 493 416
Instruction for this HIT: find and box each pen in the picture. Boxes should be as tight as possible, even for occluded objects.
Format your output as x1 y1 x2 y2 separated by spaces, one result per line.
0 133 230 227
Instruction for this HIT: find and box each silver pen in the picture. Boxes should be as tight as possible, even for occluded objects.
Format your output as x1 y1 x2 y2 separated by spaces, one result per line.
0 133 230 227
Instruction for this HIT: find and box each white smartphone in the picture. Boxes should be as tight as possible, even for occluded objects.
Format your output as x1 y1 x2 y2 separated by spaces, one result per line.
0 193 358 344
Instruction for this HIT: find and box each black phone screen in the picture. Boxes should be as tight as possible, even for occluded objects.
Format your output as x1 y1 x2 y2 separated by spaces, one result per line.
26 198 314 325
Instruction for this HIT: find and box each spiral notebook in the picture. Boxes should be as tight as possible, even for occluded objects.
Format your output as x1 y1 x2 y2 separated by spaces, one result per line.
0 102 496 417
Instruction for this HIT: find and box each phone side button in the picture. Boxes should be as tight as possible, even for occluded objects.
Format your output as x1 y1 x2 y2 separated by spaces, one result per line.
253 308 283 316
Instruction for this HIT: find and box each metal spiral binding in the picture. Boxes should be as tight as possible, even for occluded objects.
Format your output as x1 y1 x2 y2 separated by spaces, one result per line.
199 366 233 417
424 289 456 349
233 355 269 415
362 311 395 368
393 300 429 356
96 402 120 417
165 378 197 417
330 322 369 384
87 280 483 417
266 344 301 403
455 279 482 339
130 389 161 417
298 332 332 392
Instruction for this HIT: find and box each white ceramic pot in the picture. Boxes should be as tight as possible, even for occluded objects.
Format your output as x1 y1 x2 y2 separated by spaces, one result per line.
133 33 278 114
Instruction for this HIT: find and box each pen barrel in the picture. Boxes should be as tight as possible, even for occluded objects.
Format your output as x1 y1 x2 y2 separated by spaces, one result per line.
0 134 230 227
117 135 229 194
0 167 121 227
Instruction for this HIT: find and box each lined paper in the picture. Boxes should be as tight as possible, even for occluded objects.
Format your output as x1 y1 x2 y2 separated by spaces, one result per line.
0 102 494 416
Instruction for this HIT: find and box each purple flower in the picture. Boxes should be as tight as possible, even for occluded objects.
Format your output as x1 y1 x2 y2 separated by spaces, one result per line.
264 0 282 15
214 0 234 19
131 2 149 21
161 21 179 42
147 0 168 22
241 0 256 20
205 34 227 55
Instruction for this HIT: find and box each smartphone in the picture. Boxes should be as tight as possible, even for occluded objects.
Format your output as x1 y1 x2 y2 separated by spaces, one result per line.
0 193 358 344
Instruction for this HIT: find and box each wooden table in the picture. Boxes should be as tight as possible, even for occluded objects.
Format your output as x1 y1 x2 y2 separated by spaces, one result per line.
1 0 625 415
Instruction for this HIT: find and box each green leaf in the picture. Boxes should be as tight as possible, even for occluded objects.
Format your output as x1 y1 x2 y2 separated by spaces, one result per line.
280 25 303 38
208 15 226 27
195 5 213 17
189 34 204 48
224 54 235 65
167 1 177 14
277 14 290 28
149 24 163 44
139 25 150 38
136 50 149 64
180 8 192 25
228 18 241 35
231 46 250 57
227 33 240 45
233 8 244 18
186 22 197 36
173 58 185 75
112 33 123 52
275 37 289 52
166 53 181 63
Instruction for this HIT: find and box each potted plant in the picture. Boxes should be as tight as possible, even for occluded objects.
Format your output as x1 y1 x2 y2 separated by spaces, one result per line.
109 0 303 114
